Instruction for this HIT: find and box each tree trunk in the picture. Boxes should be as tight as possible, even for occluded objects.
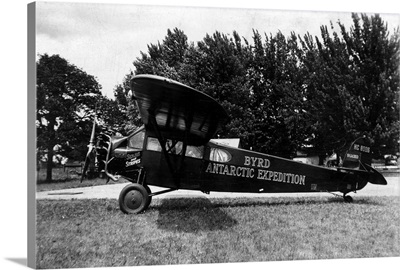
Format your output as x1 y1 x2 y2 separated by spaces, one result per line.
46 145 54 182
318 154 325 166
36 151 41 181
46 118 56 182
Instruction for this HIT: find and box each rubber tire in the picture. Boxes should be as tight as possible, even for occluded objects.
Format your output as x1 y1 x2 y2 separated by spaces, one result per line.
119 183 150 214
344 195 353 203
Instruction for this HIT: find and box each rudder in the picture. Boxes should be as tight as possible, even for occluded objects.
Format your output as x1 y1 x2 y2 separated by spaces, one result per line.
342 136 372 170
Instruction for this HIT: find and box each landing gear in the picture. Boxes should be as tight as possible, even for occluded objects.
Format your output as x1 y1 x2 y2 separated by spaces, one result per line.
343 194 353 203
327 191 354 203
119 183 151 214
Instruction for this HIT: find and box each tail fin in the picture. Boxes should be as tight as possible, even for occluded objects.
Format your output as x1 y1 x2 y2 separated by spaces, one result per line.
342 136 387 185
342 136 372 170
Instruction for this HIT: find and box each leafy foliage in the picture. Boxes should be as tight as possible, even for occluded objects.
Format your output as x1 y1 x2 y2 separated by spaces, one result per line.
299 14 400 160
112 72 142 134
247 31 310 157
36 54 103 180
131 13 399 159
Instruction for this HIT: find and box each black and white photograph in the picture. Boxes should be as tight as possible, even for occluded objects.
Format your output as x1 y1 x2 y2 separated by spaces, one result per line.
3 1 400 270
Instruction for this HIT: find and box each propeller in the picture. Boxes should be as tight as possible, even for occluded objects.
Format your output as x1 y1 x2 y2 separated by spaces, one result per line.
81 115 97 182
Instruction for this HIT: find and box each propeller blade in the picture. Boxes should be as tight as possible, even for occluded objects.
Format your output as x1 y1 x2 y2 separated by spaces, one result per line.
81 145 95 182
81 115 97 182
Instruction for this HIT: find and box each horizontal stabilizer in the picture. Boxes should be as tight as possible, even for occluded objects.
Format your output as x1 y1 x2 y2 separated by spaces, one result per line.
365 164 387 185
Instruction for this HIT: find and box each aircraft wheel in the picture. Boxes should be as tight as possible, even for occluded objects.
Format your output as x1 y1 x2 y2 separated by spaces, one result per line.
344 195 353 203
119 183 150 214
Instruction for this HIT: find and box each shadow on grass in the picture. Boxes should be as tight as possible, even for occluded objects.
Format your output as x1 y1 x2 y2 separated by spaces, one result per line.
155 197 238 232
152 195 385 213
207 197 386 209
152 195 385 232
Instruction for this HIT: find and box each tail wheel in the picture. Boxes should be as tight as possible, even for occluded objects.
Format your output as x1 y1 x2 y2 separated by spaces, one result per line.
119 183 150 214
344 195 353 203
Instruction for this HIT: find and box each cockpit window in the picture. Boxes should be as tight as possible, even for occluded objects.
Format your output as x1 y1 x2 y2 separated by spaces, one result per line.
209 148 231 163
146 137 162 152
146 137 204 159
128 130 145 149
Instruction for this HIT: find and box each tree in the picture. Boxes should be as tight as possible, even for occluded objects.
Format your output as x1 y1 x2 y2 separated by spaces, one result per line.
36 54 102 181
339 14 400 156
299 24 353 161
133 27 188 80
300 14 400 161
184 31 255 147
112 72 142 134
247 30 310 157
128 14 399 160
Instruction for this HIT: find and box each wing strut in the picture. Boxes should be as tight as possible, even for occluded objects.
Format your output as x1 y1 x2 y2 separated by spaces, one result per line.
148 110 194 188
148 114 175 174
177 111 193 180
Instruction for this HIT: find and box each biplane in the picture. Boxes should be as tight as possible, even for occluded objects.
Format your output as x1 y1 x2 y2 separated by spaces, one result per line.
82 74 387 214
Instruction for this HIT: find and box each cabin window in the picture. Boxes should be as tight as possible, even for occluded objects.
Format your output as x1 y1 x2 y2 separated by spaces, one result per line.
146 138 180 153
185 146 204 159
209 148 231 163
146 137 162 152
128 130 145 149
146 137 204 159
166 140 183 155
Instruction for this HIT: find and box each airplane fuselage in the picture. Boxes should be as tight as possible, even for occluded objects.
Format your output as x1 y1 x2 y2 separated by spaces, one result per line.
116 131 373 196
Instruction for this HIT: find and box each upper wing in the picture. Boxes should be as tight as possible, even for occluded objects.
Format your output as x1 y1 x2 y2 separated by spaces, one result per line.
131 75 228 146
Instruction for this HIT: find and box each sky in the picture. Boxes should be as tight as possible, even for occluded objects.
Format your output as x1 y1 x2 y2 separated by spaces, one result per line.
35 0 400 99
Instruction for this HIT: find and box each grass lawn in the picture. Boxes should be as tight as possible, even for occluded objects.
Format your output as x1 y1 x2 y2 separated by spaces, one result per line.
36 196 400 269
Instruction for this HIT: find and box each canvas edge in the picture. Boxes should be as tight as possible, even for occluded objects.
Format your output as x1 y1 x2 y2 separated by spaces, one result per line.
27 2 37 269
